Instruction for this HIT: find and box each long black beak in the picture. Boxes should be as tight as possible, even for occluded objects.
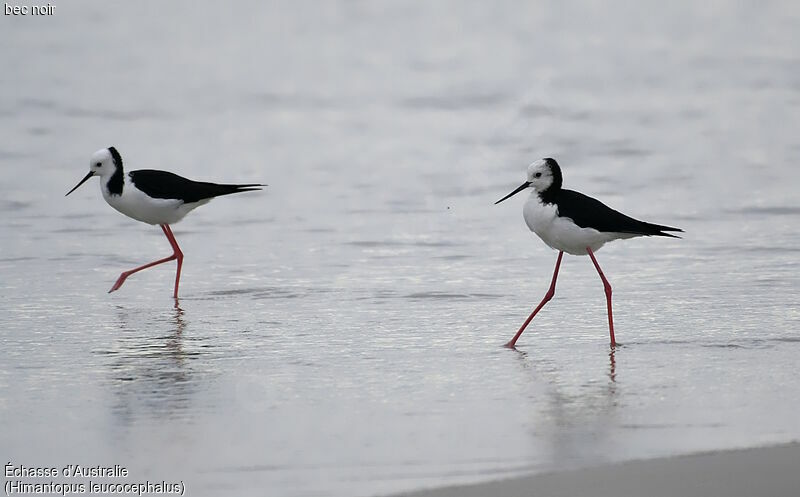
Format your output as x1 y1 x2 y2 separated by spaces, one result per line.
65 171 95 196
495 181 531 204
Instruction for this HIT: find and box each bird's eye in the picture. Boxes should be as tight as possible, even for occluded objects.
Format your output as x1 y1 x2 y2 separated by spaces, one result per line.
95 162 102 168
534 172 542 178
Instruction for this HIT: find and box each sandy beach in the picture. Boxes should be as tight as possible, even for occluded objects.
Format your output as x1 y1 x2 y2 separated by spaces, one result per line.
395 443 800 497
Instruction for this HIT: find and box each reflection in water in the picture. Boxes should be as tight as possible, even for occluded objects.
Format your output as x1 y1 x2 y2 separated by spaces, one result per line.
102 302 198 424
508 345 616 386
608 347 616 384
509 343 620 470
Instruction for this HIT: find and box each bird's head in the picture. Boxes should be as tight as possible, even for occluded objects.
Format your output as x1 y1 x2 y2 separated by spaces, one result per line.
526 158 562 192
66 147 122 196
495 158 563 204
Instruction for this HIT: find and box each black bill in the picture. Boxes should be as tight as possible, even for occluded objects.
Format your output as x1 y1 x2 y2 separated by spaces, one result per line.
494 181 531 204
65 171 95 196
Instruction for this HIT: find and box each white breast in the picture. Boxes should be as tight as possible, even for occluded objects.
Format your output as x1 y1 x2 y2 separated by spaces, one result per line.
522 193 625 255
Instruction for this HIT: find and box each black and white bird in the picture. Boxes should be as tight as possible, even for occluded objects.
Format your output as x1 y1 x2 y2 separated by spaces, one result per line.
66 146 263 298
495 158 682 348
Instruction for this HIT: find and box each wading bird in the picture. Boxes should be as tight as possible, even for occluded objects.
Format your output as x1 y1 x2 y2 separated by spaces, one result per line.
66 147 263 298
495 158 682 347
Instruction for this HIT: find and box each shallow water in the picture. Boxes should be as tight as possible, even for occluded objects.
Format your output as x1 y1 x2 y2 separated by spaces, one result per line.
2 2 799 496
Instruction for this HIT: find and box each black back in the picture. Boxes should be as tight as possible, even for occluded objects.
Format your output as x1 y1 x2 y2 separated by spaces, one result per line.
537 159 682 237
129 170 262 203
550 189 680 237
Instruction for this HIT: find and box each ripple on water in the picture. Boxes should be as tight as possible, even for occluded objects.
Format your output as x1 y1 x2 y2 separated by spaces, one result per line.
403 291 504 300
0 199 32 211
399 91 510 111
202 287 304 300
346 239 460 248
731 205 800 216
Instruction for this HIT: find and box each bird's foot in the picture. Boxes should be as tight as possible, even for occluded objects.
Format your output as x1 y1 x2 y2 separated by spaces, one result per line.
108 272 131 293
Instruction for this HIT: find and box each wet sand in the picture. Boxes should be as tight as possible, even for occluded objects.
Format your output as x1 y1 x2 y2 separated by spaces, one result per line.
394 443 800 497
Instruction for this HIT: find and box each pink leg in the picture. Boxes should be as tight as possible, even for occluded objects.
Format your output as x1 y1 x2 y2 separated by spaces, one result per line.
586 247 616 346
162 224 184 299
109 224 184 298
505 251 564 348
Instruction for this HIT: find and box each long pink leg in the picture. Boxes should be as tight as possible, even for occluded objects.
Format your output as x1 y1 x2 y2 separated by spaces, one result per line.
505 251 564 348
586 247 616 346
108 224 184 298
162 224 184 298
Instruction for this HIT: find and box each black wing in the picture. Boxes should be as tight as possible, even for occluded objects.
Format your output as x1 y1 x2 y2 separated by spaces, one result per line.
130 169 263 203
555 189 682 238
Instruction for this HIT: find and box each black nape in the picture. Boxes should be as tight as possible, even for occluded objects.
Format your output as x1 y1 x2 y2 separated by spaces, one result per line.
106 147 124 195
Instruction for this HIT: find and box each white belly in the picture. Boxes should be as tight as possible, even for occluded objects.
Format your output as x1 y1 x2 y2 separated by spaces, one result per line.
523 195 631 255
101 181 208 225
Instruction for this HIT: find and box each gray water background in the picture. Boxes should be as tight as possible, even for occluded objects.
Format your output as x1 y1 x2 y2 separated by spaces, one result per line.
1 2 799 496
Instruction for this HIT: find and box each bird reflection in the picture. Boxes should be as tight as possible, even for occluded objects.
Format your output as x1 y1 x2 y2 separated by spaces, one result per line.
508 341 620 470
104 302 197 424
608 347 616 384
508 343 617 383
172 299 185 334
